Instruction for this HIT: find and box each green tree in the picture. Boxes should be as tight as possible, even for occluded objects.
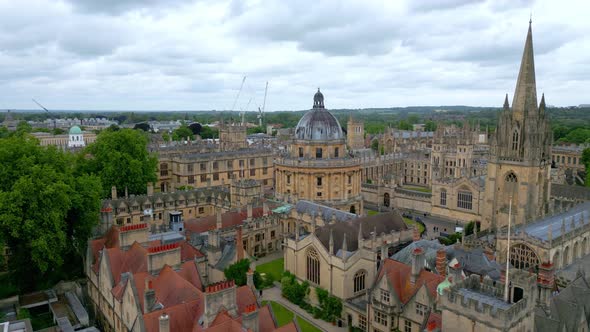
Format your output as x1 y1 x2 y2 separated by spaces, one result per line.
224 258 262 288
200 126 219 139
371 139 379 151
81 129 157 198
398 120 412 130
559 128 590 144
16 121 32 133
172 124 194 141
161 131 170 142
0 135 102 290
52 128 66 135
425 121 437 132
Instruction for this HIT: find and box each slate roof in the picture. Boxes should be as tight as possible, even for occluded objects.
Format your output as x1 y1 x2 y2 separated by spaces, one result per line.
184 206 271 234
315 211 407 252
294 200 357 223
535 275 590 332
519 201 590 241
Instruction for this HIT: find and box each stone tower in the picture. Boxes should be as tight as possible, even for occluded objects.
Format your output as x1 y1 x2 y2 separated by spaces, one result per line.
346 115 365 150
482 21 553 231
219 122 247 151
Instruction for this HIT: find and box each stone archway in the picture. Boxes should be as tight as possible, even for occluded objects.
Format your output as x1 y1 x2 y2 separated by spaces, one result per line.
563 246 570 267
583 237 588 257
509 243 540 270
574 242 580 261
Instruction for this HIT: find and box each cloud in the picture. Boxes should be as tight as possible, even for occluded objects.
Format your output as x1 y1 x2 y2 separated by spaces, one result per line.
0 0 589 111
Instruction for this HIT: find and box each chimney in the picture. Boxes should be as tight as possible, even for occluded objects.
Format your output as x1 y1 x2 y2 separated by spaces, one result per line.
147 182 154 196
357 222 363 249
247 204 253 221
216 209 222 230
263 201 269 215
237 226 244 261
411 248 425 284
381 241 388 260
246 268 255 289
413 226 420 242
204 280 238 327
449 260 463 284
144 279 156 314
242 304 259 332
435 248 447 277
158 313 169 332
111 186 117 200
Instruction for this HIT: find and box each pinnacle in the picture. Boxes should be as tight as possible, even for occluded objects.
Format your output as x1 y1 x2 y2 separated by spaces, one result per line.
511 21 537 119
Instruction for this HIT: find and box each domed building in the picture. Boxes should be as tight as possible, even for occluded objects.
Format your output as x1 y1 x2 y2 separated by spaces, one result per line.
68 125 85 148
275 89 363 214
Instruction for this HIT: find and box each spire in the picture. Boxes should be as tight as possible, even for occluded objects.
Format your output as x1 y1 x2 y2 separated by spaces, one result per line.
503 94 510 110
329 228 334 255
342 233 348 260
539 93 546 111
511 20 537 120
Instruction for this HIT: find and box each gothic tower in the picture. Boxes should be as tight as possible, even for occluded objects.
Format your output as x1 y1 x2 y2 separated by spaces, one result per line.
346 114 365 150
482 21 553 231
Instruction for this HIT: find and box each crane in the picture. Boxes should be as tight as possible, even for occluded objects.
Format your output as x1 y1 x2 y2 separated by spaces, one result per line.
32 99 56 129
257 81 268 127
231 76 247 125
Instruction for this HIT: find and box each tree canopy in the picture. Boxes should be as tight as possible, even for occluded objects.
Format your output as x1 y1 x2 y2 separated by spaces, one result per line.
224 258 262 288
80 129 157 198
0 134 102 290
172 124 194 141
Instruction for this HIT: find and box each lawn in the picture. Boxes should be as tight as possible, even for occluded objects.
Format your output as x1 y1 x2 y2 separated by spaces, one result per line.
403 186 432 193
262 301 322 332
256 258 284 282
403 217 425 233
367 210 379 216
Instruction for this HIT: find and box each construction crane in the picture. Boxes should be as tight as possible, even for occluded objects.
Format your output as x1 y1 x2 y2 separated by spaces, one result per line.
257 81 268 127
32 99 56 129
231 76 247 125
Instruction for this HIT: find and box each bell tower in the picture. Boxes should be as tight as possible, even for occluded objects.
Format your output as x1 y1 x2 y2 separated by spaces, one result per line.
482 21 553 231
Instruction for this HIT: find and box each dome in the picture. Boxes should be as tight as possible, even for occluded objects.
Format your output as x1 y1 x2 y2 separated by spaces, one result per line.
295 90 344 141
69 126 82 135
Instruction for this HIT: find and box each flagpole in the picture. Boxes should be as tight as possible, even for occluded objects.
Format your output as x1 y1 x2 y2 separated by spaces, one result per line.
504 197 512 303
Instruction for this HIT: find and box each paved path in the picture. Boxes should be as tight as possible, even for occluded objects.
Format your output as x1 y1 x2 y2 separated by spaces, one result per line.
260 286 347 332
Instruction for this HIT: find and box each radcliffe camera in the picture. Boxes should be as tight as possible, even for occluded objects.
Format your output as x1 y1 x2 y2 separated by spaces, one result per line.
0 1 589 332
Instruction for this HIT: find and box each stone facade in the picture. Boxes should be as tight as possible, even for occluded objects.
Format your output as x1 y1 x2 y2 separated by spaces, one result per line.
275 90 363 214
346 115 365 150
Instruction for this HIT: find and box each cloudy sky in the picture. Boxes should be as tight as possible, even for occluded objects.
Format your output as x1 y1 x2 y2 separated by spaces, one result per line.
1 0 589 111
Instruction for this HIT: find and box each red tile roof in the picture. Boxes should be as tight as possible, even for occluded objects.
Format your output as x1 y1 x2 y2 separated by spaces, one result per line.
236 286 257 314
273 322 299 332
425 312 442 331
378 259 445 304
178 261 203 290
184 207 266 234
143 300 202 332
180 240 205 261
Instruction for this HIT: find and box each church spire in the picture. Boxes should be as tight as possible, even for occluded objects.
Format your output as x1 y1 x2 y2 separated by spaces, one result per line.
511 20 537 120
503 94 510 110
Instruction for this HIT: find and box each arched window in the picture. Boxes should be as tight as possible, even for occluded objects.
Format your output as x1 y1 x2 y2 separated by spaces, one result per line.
440 190 447 206
505 172 518 183
510 244 540 270
353 270 366 293
307 248 320 284
457 190 472 210
512 130 519 151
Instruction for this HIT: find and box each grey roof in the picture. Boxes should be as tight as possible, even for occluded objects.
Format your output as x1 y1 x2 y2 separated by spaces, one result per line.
148 231 185 244
391 240 502 280
535 275 590 332
551 184 590 201
295 107 344 141
295 200 357 223
519 201 590 241
314 211 408 252
214 241 237 270
457 288 511 310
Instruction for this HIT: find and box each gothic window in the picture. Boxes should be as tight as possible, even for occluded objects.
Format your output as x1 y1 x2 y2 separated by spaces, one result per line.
334 147 339 158
440 190 447 206
306 248 320 284
506 172 518 183
353 270 366 293
512 130 519 151
299 147 304 158
457 190 472 210
510 243 540 270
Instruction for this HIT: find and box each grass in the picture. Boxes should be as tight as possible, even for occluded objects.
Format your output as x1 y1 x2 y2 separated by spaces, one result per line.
403 185 432 193
403 217 425 233
262 301 322 332
256 258 284 282
367 210 379 216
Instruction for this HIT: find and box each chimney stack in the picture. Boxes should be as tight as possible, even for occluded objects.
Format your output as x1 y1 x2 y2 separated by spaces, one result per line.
242 304 259 332
144 279 156 314
381 241 388 260
216 209 222 230
247 204 253 221
411 248 425 284
158 313 170 332
246 268 255 289
111 186 117 200
329 229 334 255
125 186 128 198
435 248 447 277
263 201 269 215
